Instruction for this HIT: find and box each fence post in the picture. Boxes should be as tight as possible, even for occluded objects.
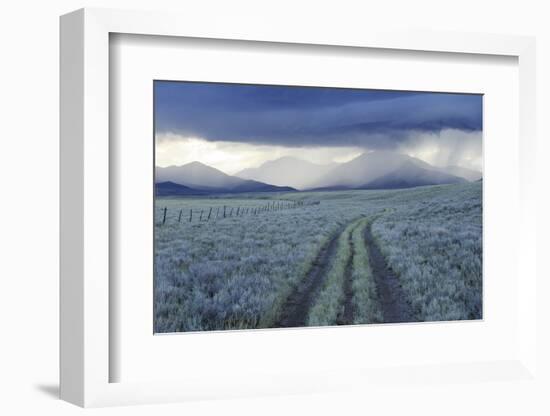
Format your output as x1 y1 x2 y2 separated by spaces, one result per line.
236 207 240 216
207 207 212 221
216 207 220 218
162 207 167 225
178 209 182 223
199 210 203 221
223 205 226 218
189 209 193 222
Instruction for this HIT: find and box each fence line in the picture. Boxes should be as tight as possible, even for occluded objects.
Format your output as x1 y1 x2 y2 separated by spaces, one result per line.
157 200 318 226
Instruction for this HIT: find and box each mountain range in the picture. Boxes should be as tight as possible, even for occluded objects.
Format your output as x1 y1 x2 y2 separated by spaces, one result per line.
155 161 296 196
307 151 472 190
156 151 482 195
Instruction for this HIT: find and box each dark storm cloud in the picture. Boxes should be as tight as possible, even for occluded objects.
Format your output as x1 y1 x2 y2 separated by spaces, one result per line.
154 81 482 149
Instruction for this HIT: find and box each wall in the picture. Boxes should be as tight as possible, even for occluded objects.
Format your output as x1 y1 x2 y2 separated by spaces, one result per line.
0 1 548 415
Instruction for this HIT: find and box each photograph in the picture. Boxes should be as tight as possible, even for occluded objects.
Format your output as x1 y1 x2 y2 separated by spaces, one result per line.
153 81 483 333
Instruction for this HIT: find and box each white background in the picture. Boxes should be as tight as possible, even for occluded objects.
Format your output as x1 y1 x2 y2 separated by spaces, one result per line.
0 1 548 415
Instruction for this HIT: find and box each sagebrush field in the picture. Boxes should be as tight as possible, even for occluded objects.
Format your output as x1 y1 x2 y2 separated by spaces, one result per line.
154 181 482 332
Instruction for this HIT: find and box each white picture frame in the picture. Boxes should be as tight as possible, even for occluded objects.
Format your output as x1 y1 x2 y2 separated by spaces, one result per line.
60 7 537 408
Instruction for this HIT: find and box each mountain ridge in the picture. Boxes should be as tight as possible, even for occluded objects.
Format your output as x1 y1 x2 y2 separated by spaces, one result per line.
235 156 336 190
307 151 464 190
156 162 296 194
156 152 481 195
359 160 466 189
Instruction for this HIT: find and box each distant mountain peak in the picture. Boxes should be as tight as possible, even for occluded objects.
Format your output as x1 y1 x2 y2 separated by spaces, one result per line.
155 161 296 194
258 156 329 168
310 150 464 190
185 160 207 167
235 156 336 190
181 160 230 174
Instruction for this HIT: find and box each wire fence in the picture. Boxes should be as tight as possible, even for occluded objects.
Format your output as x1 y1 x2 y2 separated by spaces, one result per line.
157 200 321 226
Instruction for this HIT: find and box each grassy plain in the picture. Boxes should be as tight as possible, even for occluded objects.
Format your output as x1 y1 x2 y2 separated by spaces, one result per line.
154 182 482 332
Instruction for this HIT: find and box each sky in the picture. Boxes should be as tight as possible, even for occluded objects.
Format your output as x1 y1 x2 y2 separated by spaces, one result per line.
154 81 483 175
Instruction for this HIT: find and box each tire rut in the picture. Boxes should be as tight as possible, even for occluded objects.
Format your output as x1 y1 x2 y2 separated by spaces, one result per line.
337 231 355 325
364 223 414 323
275 225 344 328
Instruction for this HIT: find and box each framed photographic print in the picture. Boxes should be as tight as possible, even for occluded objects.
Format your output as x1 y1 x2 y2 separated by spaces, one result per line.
152 81 483 333
60 8 538 408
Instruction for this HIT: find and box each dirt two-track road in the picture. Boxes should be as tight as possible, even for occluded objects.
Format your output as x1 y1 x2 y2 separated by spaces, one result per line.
275 217 414 328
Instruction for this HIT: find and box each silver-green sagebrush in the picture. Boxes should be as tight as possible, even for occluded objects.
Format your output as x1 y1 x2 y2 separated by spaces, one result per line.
154 182 482 332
